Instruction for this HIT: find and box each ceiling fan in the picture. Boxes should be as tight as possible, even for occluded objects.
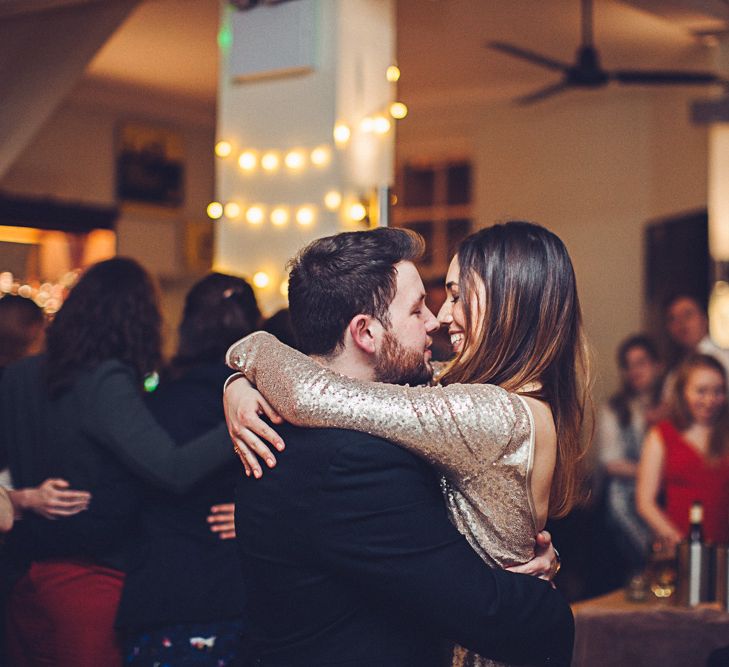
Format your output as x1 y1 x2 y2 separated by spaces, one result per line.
488 0 728 105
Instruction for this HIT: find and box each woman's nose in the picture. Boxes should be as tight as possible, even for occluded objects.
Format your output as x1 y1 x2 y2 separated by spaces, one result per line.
437 301 452 324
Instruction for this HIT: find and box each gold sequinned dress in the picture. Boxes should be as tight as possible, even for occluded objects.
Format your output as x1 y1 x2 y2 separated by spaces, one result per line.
227 332 540 667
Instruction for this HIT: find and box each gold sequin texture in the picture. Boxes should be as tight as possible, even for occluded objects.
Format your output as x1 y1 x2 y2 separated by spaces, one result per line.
227 332 539 667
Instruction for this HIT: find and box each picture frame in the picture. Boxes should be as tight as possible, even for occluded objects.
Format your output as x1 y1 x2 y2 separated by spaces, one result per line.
116 122 184 208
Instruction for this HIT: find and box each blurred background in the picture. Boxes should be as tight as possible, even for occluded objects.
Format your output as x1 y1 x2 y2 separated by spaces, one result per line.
1 0 728 404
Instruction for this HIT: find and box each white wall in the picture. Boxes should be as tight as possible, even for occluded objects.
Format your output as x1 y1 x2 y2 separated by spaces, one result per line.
0 77 217 351
397 87 708 400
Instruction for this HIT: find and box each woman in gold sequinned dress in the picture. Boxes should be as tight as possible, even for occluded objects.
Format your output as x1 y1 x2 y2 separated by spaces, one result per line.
225 222 589 667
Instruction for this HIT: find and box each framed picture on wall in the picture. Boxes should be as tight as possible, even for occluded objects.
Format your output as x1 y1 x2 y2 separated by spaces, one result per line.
116 122 184 208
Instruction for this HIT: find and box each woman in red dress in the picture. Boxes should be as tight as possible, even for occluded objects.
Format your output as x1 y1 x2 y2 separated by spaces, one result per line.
637 353 729 548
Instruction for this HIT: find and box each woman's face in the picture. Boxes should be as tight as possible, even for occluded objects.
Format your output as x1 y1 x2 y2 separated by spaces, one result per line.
438 255 483 357
684 366 726 426
622 345 661 394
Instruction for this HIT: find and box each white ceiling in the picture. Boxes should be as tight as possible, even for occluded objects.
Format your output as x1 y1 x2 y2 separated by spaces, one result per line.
81 0 729 108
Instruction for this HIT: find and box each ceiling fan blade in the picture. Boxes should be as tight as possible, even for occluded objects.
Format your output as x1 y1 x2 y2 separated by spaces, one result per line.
613 70 726 86
488 41 570 72
513 81 570 105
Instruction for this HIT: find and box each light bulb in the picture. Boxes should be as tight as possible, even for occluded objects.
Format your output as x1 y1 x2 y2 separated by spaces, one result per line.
215 141 232 158
284 150 305 170
324 190 342 210
238 151 257 171
270 207 289 226
253 272 270 288
246 206 265 225
224 202 241 219
386 65 401 82
296 206 315 226
373 116 391 134
349 202 367 222
280 279 289 297
261 152 280 172
389 102 408 119
333 123 351 146
310 146 331 167
206 202 223 219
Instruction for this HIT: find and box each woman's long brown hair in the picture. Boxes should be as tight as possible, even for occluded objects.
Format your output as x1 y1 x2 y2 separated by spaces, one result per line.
670 353 729 460
440 221 591 518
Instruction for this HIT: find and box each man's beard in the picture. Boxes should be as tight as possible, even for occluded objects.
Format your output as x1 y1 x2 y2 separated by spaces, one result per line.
374 330 432 386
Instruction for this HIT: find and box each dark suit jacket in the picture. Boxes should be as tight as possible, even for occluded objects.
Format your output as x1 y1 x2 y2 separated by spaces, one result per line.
235 423 574 666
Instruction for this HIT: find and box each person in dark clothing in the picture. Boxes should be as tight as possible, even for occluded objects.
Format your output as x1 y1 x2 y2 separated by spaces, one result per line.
117 273 258 666
0 258 235 667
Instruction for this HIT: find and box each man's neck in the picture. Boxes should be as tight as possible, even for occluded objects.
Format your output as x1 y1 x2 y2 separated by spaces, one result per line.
310 351 375 382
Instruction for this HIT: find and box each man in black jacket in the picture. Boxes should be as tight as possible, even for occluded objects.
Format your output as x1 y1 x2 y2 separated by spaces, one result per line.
230 228 573 666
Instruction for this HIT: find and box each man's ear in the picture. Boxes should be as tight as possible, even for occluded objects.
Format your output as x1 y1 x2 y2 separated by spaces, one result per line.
348 314 380 355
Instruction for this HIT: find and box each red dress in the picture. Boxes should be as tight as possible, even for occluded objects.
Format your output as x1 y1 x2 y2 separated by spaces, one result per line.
658 420 729 544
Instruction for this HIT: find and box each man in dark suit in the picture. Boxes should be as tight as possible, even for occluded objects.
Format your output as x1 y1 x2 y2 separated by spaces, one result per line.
228 229 573 666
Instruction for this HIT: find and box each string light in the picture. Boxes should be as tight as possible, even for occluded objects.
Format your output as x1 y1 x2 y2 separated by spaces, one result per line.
310 146 331 167
253 271 270 288
296 206 315 226
270 207 289 226
373 116 391 134
280 279 289 297
246 206 265 225
389 102 408 119
206 202 223 219
238 151 257 171
386 65 401 82
333 124 351 146
360 117 374 133
284 150 305 170
324 190 342 210
261 151 280 172
224 202 241 219
349 202 367 222
215 141 232 158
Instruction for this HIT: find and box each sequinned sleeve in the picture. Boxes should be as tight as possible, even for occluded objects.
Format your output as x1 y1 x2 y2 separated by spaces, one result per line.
226 332 525 478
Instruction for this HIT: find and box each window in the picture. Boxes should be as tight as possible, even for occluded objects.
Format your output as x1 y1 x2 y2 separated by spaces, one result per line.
392 160 473 281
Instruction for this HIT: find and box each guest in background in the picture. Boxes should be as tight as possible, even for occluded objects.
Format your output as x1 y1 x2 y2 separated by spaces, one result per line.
664 294 729 380
116 272 258 666
636 354 729 550
597 335 662 570
0 294 45 373
1 258 235 667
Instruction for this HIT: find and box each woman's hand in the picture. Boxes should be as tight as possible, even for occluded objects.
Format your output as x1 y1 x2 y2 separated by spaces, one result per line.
207 503 236 540
10 478 91 520
224 375 285 478
506 530 560 581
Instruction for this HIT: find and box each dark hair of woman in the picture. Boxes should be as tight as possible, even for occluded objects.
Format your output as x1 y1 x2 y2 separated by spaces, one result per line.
670 353 729 460
608 334 663 428
45 257 161 397
440 221 591 518
168 272 260 377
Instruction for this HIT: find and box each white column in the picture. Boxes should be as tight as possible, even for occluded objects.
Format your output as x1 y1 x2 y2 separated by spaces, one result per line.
213 0 396 314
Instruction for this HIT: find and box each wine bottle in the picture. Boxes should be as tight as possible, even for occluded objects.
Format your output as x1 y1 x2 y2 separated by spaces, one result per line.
687 500 706 606
689 501 704 544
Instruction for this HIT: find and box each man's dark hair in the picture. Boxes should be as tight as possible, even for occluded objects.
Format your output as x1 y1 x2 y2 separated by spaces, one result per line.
287 228 424 356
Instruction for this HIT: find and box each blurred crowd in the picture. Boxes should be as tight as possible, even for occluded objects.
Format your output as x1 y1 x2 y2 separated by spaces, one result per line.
2 258 729 664
550 293 729 600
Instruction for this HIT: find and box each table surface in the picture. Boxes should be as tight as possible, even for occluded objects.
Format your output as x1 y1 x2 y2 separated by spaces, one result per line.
571 589 729 667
